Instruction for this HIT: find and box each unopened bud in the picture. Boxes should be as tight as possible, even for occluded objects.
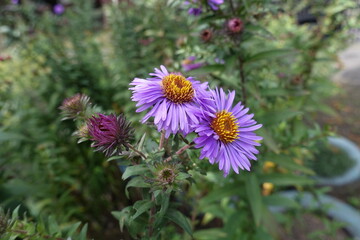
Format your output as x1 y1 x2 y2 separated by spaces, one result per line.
59 94 91 120
227 18 244 33
158 167 176 184
74 124 90 143
200 29 213 42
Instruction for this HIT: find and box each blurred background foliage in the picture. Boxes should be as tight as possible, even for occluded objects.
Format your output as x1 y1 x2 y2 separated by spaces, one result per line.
0 0 358 239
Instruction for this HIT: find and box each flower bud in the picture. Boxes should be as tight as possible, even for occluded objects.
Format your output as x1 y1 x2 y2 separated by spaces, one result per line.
155 163 179 185
59 94 91 120
158 168 176 184
74 123 90 143
227 18 244 33
87 114 133 157
200 29 213 42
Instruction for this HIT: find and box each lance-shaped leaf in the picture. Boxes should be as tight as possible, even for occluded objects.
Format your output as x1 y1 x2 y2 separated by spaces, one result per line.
165 209 192 236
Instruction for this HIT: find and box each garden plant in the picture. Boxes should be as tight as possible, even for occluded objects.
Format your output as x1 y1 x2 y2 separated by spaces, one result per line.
0 0 358 239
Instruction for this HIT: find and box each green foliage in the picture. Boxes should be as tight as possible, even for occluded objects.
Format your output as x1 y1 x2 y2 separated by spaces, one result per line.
0 206 88 240
0 0 358 239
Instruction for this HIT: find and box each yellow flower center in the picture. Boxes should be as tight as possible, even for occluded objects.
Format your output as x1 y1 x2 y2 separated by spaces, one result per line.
211 110 239 143
162 74 194 103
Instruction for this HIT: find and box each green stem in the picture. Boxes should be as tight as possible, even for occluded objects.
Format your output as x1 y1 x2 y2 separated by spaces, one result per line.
148 194 156 237
239 57 247 105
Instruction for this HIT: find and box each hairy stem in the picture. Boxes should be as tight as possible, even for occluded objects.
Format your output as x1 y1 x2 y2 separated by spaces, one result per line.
126 143 146 159
159 130 165 150
165 143 194 162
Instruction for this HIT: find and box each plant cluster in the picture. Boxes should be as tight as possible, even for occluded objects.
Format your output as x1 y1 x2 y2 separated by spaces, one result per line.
0 0 358 239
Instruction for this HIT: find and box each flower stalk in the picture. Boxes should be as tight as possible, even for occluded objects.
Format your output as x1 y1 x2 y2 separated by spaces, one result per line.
125 143 146 159
165 143 194 162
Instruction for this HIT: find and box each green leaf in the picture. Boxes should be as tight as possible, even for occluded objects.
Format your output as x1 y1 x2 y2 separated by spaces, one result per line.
259 173 315 186
79 223 88 240
106 155 122 162
245 174 263 226
122 165 149 180
293 119 307 143
131 200 154 222
316 103 337 116
259 110 302 126
11 206 20 219
125 176 150 198
65 222 82 237
176 172 191 181
137 133 147 152
112 207 132 232
0 131 26 142
261 88 289 97
257 128 279 153
246 49 296 63
199 14 226 24
200 184 240 205
165 209 192 236
193 228 227 240
154 189 171 228
270 155 315 175
47 216 60 235
245 24 275 39
263 194 300 209
106 155 130 165
189 64 225 75
326 2 356 15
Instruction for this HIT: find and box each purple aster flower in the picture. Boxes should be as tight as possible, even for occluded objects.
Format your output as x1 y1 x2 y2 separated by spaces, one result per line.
182 56 205 72
192 88 262 177
11 0 19 4
130 65 209 138
87 114 133 157
208 0 223 10
188 7 202 16
59 93 91 120
53 4 65 15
